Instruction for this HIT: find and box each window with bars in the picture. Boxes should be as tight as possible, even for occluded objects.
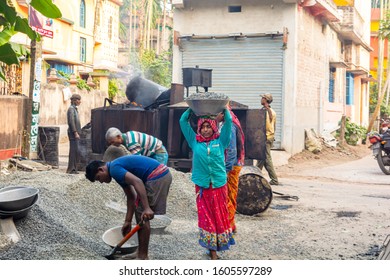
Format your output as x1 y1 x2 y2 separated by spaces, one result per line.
372 0 380 8
48 63 73 76
346 72 354 105
80 37 86 63
328 68 336 102
80 0 86 28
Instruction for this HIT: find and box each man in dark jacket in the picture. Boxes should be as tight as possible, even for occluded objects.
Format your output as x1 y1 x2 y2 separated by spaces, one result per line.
66 94 81 174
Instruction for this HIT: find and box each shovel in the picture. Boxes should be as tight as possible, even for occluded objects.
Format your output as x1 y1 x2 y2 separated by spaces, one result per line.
105 219 147 260
272 191 299 201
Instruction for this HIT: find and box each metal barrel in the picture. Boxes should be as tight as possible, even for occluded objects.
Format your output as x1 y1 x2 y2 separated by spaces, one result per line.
236 165 273 215
38 126 59 167
77 123 92 171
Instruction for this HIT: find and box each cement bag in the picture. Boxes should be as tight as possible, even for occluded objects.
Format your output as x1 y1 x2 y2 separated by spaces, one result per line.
305 128 322 153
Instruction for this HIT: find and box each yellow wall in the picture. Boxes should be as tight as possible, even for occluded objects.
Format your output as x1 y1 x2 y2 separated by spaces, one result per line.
11 0 121 74
333 0 354 6
371 21 380 32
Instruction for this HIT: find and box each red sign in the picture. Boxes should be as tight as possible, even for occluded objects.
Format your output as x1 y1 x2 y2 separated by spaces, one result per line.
28 6 54 39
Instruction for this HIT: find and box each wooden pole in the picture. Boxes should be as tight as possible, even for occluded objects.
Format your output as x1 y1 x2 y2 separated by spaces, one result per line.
339 115 346 145
129 0 133 50
21 39 36 158
161 0 167 54
377 0 385 109
385 0 390 106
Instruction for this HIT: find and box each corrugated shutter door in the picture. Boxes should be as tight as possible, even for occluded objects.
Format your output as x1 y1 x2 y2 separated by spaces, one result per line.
181 37 284 148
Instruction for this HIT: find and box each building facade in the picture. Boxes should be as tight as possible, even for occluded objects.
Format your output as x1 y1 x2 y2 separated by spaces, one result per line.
171 0 371 155
8 0 123 92
0 0 123 159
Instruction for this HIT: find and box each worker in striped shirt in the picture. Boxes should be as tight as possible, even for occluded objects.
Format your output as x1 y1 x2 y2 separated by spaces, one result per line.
105 127 168 165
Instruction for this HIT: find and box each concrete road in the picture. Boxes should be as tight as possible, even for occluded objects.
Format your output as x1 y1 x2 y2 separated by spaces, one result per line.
293 155 390 185
268 154 390 213
262 154 390 260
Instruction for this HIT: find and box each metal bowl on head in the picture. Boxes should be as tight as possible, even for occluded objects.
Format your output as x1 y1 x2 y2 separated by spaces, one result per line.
0 186 39 212
185 99 229 117
102 226 139 254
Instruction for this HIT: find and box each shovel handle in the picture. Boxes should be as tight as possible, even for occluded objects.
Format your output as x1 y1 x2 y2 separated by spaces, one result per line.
116 218 149 248
117 223 141 248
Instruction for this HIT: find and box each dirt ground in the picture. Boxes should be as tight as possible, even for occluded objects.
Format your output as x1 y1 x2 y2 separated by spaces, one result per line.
275 142 371 175
268 143 390 260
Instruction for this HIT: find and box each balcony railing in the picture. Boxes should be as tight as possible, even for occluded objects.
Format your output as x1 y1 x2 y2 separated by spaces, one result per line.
337 6 364 41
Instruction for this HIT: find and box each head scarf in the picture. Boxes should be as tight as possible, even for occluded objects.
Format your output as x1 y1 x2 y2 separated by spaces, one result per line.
227 105 245 165
196 117 220 142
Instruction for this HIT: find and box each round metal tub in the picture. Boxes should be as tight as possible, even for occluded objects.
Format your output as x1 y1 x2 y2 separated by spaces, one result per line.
0 186 39 211
185 99 229 116
102 226 139 254
0 194 39 220
236 165 273 215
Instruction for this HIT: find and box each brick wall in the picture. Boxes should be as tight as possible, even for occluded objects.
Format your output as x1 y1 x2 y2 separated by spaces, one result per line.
296 10 328 110
0 84 108 160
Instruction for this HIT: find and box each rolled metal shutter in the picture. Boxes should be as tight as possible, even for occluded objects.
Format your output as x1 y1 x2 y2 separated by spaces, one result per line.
181 37 284 148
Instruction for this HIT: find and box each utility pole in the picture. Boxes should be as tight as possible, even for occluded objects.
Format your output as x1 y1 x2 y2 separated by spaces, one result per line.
22 39 42 159
22 4 44 159
22 39 35 158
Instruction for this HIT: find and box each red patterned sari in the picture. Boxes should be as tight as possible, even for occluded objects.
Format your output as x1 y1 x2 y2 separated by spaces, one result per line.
196 184 235 251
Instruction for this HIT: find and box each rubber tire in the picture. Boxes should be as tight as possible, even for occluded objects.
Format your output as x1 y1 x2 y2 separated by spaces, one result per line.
377 145 390 175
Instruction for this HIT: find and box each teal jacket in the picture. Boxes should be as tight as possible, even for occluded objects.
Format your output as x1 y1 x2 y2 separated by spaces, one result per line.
179 108 232 188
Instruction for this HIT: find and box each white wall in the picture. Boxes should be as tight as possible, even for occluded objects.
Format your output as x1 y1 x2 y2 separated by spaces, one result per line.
172 0 369 155
173 0 300 153
354 0 372 44
173 0 296 83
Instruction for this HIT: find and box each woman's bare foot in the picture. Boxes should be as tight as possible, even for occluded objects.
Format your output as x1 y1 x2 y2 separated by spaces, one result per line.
137 254 149 260
209 250 219 260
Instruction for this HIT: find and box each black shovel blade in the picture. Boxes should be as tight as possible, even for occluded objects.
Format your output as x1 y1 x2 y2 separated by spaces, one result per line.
105 246 120 260
105 254 116 260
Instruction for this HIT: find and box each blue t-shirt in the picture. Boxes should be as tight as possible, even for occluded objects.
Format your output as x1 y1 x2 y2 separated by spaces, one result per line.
107 155 161 187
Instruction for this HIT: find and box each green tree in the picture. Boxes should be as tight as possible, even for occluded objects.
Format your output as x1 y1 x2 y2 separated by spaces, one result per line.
370 83 390 118
139 49 171 87
0 0 62 80
119 0 172 86
108 78 124 99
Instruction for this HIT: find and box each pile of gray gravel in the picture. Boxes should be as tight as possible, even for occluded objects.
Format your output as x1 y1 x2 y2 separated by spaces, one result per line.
0 166 381 260
0 168 199 260
186 92 229 100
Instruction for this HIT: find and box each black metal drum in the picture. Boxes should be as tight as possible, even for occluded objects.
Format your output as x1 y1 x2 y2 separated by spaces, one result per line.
236 165 273 215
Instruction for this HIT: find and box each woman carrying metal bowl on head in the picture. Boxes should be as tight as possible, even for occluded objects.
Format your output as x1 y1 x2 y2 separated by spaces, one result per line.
179 104 235 260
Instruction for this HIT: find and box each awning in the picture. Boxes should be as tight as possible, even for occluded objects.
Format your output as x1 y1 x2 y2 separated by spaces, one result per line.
330 61 348 68
42 49 57 55
361 75 377 83
300 0 341 23
43 55 83 66
346 64 369 76
93 64 128 74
